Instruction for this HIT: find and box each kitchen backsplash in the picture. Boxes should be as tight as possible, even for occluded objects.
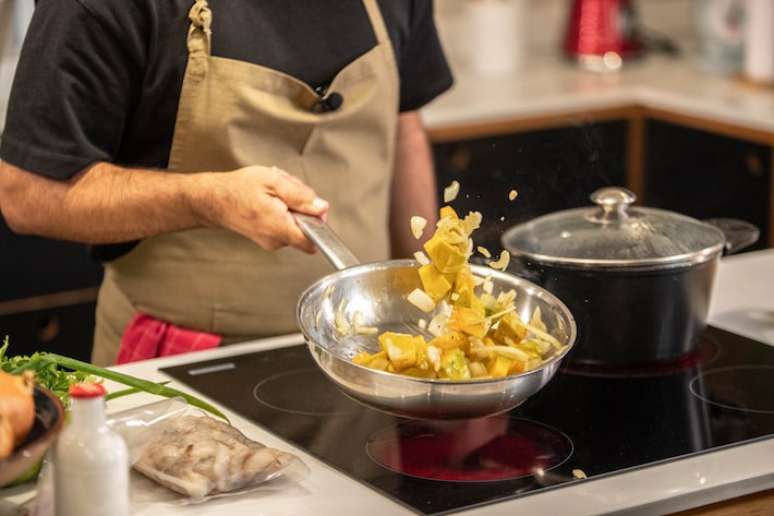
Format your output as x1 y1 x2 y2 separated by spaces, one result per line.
1 0 699 131
436 0 698 71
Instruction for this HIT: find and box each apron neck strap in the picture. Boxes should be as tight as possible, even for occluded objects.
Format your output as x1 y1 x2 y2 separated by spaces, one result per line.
187 0 212 57
362 0 390 46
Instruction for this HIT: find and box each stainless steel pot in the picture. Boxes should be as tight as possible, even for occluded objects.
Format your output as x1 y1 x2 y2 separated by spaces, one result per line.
294 214 577 420
501 187 759 366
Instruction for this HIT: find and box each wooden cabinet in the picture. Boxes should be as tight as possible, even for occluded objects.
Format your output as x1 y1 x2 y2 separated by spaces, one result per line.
0 217 101 361
644 121 771 251
431 117 772 252
0 301 96 361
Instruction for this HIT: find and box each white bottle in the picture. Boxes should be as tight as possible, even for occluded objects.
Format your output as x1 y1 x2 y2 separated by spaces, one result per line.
54 383 130 516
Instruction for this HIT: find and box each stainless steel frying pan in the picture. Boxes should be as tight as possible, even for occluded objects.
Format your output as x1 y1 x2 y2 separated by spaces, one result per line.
294 214 577 420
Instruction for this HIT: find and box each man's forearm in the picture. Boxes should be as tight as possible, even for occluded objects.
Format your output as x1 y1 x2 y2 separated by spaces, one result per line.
0 160 208 244
389 112 439 258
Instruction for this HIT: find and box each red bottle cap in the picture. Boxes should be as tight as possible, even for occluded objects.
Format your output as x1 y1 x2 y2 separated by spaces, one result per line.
69 382 107 399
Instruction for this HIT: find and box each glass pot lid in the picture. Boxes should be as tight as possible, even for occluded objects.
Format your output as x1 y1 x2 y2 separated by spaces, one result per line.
501 187 726 270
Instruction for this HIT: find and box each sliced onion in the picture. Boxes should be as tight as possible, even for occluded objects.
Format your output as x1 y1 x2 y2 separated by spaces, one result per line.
427 345 441 372
414 251 430 266
483 278 494 295
476 246 491 258
473 275 485 286
334 299 351 336
492 345 530 361
488 250 511 271
462 211 482 235
417 318 427 330
407 288 435 313
509 189 518 201
443 180 460 203
410 216 427 240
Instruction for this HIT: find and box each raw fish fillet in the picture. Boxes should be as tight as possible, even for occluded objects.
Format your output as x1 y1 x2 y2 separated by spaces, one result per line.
134 415 295 498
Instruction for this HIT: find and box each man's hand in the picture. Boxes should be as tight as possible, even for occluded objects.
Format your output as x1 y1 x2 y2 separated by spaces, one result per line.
0 160 328 253
193 166 328 253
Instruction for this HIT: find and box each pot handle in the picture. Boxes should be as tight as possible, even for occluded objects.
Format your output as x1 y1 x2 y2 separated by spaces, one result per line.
703 218 760 255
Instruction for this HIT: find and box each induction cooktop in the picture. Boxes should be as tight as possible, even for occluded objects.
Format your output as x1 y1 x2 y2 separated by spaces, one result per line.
162 326 774 515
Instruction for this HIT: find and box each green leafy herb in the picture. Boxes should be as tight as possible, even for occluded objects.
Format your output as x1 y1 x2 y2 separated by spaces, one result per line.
0 339 228 421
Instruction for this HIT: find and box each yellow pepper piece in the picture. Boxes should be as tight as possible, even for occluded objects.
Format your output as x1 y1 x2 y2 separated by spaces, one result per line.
440 348 472 380
424 235 467 274
418 264 452 302
439 206 459 220
378 332 427 371
488 355 513 378
449 306 488 338
494 313 528 344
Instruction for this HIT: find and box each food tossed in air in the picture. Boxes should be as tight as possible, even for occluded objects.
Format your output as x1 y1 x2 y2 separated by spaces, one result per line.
351 205 565 381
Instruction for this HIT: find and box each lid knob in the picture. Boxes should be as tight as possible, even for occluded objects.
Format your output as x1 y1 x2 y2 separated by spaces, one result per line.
589 187 636 223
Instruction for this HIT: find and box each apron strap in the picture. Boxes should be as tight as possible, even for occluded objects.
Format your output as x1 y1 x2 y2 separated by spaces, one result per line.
187 0 212 76
362 0 391 46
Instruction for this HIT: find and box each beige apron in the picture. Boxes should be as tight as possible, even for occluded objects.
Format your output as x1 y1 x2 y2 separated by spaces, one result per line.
92 0 398 366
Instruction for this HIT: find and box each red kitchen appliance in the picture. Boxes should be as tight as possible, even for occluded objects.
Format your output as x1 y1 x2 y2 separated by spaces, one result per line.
564 0 644 63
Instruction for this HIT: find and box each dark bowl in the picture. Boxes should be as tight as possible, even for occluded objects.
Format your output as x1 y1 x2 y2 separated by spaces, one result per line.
0 386 64 487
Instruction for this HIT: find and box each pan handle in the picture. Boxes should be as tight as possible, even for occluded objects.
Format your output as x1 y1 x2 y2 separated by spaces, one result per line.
293 213 360 270
703 218 760 255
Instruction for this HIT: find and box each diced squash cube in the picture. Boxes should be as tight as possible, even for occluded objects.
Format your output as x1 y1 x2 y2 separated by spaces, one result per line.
368 354 390 371
440 348 471 380
453 267 476 294
488 355 513 378
494 313 528 344
454 288 486 316
418 264 452 302
449 306 488 338
353 351 374 366
439 206 459 220
424 236 467 274
403 367 437 379
508 359 526 375
414 337 431 371
378 332 414 353
429 331 468 351
379 332 422 371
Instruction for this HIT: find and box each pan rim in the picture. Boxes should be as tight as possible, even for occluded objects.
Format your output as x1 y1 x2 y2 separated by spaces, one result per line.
296 260 577 386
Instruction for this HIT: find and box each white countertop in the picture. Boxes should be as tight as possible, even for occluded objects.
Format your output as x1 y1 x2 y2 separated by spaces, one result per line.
421 55 774 138
4 250 774 515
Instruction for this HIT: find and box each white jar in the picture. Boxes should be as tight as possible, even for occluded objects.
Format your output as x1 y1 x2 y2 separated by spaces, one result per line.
53 383 130 516
465 0 526 74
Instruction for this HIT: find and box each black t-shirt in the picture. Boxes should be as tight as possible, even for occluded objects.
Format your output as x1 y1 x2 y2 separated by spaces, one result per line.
0 0 452 260
1 0 452 178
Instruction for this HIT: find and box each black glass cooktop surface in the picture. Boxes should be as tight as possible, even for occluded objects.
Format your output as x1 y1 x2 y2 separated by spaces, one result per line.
162 327 774 515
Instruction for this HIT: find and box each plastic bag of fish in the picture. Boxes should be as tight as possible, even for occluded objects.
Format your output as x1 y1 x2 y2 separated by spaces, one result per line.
112 398 307 501
26 398 308 515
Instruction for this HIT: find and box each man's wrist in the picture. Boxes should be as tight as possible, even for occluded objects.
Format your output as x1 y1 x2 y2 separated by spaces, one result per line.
180 172 220 228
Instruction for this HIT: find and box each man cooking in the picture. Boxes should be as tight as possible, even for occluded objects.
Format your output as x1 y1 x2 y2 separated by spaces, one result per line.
0 0 453 365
